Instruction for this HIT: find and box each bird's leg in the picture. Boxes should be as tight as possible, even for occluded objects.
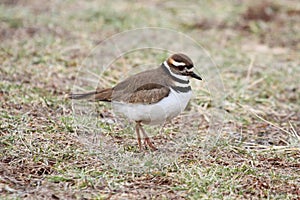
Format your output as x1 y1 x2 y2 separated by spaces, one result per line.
139 124 157 151
135 122 142 151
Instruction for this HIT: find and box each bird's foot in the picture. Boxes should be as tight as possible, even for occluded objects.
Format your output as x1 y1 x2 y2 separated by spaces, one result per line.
144 138 157 151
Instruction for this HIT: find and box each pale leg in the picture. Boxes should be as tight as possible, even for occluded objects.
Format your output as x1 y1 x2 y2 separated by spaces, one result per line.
135 122 142 150
138 123 157 151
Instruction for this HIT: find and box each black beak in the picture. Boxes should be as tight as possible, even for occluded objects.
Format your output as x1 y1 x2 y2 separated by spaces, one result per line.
190 72 202 80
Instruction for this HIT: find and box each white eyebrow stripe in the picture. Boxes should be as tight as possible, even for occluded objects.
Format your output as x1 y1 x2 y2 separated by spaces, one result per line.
172 60 186 66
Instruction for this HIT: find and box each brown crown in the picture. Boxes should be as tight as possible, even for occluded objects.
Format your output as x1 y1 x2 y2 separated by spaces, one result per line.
167 53 194 70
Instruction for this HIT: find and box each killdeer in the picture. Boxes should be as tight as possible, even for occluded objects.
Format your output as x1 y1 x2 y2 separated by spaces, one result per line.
69 53 202 150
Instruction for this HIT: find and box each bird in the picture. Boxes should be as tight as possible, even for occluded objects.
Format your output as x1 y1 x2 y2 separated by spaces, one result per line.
69 53 202 151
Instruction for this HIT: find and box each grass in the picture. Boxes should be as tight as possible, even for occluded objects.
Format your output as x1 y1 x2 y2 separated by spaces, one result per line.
1 0 300 199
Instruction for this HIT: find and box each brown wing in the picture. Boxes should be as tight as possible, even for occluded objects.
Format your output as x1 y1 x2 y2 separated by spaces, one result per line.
128 83 170 104
70 67 172 104
111 67 171 104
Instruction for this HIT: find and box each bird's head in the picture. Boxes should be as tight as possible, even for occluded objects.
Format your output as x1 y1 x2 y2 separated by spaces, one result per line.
166 53 202 80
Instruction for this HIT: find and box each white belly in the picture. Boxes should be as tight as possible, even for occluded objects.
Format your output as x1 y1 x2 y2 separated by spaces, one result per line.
112 89 192 125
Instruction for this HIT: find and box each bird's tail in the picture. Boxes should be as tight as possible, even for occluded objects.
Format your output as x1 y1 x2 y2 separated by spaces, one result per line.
68 88 112 102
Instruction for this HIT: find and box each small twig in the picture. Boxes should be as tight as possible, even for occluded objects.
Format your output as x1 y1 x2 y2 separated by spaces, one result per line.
289 121 300 141
246 77 265 90
242 142 300 152
246 55 255 81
